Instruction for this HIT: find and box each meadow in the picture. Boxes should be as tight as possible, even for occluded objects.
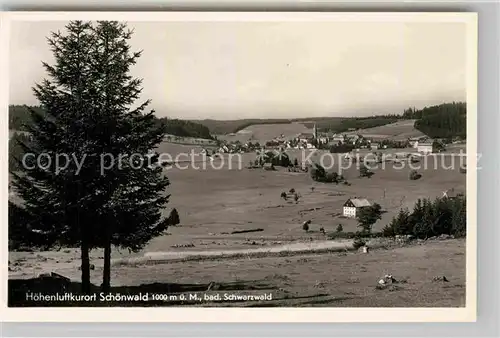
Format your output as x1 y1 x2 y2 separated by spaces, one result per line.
9 140 467 307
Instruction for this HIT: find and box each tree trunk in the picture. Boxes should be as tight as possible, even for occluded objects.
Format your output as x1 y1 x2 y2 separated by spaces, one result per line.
102 234 111 293
81 240 91 294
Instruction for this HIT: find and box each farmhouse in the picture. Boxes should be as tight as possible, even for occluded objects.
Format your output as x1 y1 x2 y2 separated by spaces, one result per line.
370 142 380 150
331 134 345 143
297 132 315 143
343 198 372 218
417 141 436 154
317 136 329 144
346 134 360 144
409 136 428 148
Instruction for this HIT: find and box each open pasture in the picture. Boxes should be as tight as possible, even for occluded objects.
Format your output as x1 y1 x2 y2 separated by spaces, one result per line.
8 143 467 307
217 122 314 144
344 119 426 140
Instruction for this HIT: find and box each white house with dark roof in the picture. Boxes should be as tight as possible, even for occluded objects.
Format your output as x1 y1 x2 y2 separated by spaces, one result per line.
417 140 436 154
343 198 372 218
297 132 315 143
331 133 346 143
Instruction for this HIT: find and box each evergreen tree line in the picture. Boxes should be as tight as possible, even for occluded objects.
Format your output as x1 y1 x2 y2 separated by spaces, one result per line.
8 132 32 172
382 195 466 239
9 105 46 131
319 116 400 133
402 102 466 139
9 105 214 140
155 117 214 140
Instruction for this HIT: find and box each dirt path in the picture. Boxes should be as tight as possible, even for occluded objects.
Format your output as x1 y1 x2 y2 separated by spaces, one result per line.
113 239 365 266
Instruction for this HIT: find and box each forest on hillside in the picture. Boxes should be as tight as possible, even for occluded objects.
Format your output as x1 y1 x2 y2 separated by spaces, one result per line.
155 117 213 139
403 102 466 139
10 102 467 140
197 115 401 135
319 116 400 133
9 105 213 140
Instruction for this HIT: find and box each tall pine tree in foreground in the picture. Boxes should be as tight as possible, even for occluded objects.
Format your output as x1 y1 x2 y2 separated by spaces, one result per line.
9 21 171 293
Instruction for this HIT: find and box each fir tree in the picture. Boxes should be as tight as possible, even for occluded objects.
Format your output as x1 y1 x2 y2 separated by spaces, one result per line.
357 203 382 234
9 21 171 293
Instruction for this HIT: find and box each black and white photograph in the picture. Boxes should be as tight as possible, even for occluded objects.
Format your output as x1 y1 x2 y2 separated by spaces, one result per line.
2 12 477 320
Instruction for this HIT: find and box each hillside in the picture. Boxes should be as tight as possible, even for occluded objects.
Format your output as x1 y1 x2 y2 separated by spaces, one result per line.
344 119 426 141
403 102 466 139
9 105 213 140
155 117 213 140
195 116 398 135
217 122 313 144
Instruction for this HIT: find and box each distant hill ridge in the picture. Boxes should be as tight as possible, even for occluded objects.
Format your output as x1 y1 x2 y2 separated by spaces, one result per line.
9 102 466 140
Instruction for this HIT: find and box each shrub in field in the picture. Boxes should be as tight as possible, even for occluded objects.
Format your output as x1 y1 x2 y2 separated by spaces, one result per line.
352 237 366 250
280 192 287 200
168 208 180 226
409 170 422 180
359 164 374 178
336 224 343 233
302 222 310 232
310 163 342 183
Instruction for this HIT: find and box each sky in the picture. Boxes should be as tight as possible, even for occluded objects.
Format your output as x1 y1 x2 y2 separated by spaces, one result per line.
9 20 467 120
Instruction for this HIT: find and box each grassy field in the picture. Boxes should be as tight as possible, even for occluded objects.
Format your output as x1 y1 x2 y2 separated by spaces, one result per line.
9 239 465 307
344 119 426 141
217 122 314 144
9 142 467 308
215 119 425 144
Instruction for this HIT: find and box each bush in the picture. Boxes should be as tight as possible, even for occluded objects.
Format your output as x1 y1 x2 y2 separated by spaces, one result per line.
310 163 342 183
325 172 339 184
359 165 374 178
353 237 366 250
328 231 384 240
168 208 180 226
302 223 309 232
330 143 354 153
409 170 422 180
336 224 343 233
289 188 295 194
